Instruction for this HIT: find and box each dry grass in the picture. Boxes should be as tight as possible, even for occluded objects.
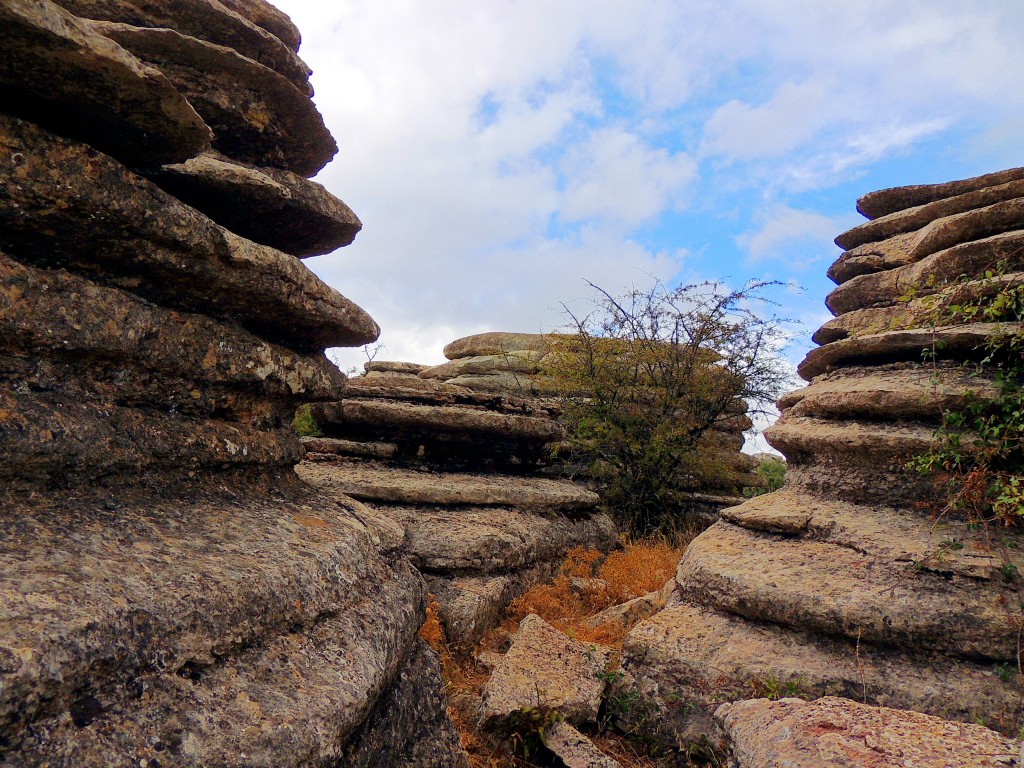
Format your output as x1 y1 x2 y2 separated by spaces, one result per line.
421 537 693 768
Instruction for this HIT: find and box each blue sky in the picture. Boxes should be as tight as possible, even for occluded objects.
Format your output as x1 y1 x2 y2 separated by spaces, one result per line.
271 0 1024 385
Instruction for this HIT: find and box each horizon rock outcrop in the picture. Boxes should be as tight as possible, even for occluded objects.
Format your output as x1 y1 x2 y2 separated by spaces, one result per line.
297 349 618 644
620 168 1024 749
0 2 465 765
423 331 762 514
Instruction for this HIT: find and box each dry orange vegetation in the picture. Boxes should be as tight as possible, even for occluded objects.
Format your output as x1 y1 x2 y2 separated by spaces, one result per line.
419 536 693 768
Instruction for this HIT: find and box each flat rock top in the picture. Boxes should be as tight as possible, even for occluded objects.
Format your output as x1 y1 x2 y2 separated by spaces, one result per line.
857 166 1024 220
480 614 612 727
443 331 557 360
717 696 1020 768
0 0 212 166
297 461 599 511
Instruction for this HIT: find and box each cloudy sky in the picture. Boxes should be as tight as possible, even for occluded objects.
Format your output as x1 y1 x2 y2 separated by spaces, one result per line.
273 0 1024 376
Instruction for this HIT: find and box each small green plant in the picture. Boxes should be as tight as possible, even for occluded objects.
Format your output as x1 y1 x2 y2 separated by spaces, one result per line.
749 675 812 701
291 404 322 437
996 662 1016 683
905 258 1024 527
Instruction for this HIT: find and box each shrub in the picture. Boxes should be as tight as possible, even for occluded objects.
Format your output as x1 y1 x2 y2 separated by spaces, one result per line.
546 280 789 535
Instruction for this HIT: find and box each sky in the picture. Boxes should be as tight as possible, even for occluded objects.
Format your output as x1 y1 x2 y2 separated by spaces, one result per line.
272 0 1024 386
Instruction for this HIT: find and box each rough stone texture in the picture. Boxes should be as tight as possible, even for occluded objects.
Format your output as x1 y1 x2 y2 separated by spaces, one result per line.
90 22 336 175
717 697 1020 768
420 350 545 380
0 1 466 764
302 436 398 460
0 0 212 166
541 721 622 768
856 166 1024 219
54 0 313 93
218 0 300 51
151 152 362 256
0 114 378 351
582 590 667 631
343 639 470 768
297 462 600 511
443 331 559 359
621 168 1024 753
300 344 615 643
480 614 612 728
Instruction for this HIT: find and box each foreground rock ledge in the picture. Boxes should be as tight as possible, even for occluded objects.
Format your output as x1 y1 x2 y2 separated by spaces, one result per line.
717 696 1020 768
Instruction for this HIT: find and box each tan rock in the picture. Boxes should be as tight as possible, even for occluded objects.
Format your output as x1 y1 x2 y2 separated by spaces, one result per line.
678 521 1021 659
779 364 994 422
365 360 430 375
796 324 1021 381
0 481 429 762
825 229 1024 316
312 399 565 445
0 252 345 400
717 696 1019 768
54 0 313 93
764 415 938 464
541 720 622 768
419 350 545 380
0 0 211 165
835 180 1024 253
151 152 361 256
620 603 1022 739
582 590 667 630
301 437 399 460
297 462 600 511
856 166 1024 219
91 22 336 175
814 272 1024 343
832 193 1024 291
443 331 556 360
481 614 612 727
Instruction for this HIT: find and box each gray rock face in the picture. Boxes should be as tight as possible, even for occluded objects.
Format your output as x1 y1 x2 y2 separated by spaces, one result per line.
0 0 212 165
541 721 622 768
54 0 313 93
621 168 1024 752
0 1 465 765
300 350 617 644
151 152 362 257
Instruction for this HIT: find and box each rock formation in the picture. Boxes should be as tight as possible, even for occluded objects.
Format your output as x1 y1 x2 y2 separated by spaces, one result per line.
620 168 1024 748
0 1 464 765
297 347 618 644
422 331 762 515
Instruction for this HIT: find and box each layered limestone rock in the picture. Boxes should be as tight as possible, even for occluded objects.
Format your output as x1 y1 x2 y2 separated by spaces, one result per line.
620 168 1024 749
424 332 761 514
0 2 464 765
298 352 618 644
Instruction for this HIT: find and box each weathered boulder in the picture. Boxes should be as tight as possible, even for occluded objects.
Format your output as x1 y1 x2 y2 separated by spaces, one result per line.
541 721 622 768
717 697 1020 768
151 152 362 256
217 0 300 51
480 614 612 728
0 114 378 350
621 168 1024 753
856 166 1024 219
443 331 558 360
0 0 466 763
300 345 615 644
53 0 313 93
89 22 335 175
0 0 211 166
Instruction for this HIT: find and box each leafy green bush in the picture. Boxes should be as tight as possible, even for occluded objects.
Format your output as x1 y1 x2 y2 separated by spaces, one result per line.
546 280 789 535
292 403 322 438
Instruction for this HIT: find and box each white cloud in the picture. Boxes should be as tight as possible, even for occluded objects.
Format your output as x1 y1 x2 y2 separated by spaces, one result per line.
737 206 844 265
269 0 1024 370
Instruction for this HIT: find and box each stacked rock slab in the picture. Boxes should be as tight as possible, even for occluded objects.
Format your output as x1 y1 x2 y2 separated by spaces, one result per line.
620 168 1024 748
298 354 618 645
425 332 762 513
0 2 464 765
